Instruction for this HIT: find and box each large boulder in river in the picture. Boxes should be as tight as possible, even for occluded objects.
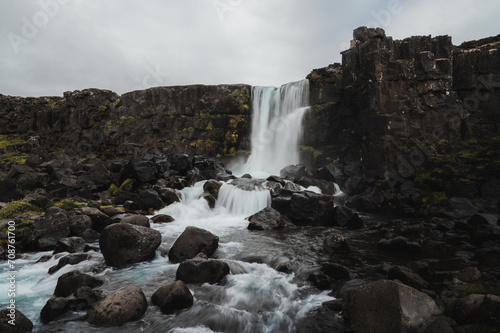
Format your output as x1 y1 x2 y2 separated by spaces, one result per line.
247 207 294 230
176 257 230 284
54 270 104 298
151 280 194 314
86 286 147 327
81 206 113 232
342 280 441 333
0 308 33 333
99 223 161 268
168 226 219 263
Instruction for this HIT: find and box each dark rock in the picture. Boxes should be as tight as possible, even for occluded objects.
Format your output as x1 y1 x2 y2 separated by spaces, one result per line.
79 228 100 243
168 226 219 264
0 308 33 332
333 206 363 229
272 190 335 226
344 176 365 195
120 214 150 228
24 207 70 251
168 176 187 190
322 262 351 280
123 159 157 185
378 236 422 254
100 206 122 217
387 265 429 289
151 280 194 314
156 187 180 206
450 294 485 325
53 236 87 254
314 163 347 186
114 190 139 205
123 200 138 212
247 207 294 230
202 192 216 209
468 213 499 226
86 200 101 209
308 271 334 290
0 178 24 202
280 164 308 180
81 206 113 233
454 267 481 283
68 214 93 236
41 286 102 323
54 270 103 298
171 154 193 176
342 280 441 333
137 189 164 210
324 233 350 254
475 245 500 264
85 286 147 327
423 315 456 333
151 214 175 223
176 258 230 284
99 223 161 268
480 179 500 200
48 253 90 274
203 179 222 199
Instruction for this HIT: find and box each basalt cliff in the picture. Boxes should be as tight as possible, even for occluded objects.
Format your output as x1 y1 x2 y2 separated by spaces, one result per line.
1 27 499 214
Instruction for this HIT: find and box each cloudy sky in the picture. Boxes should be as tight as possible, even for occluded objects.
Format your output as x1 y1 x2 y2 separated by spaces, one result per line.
1 0 499 97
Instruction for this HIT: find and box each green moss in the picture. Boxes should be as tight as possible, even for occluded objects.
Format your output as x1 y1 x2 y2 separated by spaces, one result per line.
0 135 25 150
0 200 42 219
300 145 323 158
461 280 500 297
206 122 214 130
0 153 28 165
422 191 447 205
52 199 84 211
108 178 135 196
231 87 250 112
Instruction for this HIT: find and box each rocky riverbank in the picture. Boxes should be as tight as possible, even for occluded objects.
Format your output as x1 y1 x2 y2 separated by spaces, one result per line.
0 147 499 332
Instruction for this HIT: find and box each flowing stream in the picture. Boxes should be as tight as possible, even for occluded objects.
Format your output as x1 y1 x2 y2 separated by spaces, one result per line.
0 79 336 332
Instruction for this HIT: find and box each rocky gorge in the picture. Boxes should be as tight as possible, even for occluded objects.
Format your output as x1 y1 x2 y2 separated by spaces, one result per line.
0 27 499 332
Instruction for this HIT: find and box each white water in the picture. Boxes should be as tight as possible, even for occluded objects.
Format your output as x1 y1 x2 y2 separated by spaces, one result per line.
237 80 310 178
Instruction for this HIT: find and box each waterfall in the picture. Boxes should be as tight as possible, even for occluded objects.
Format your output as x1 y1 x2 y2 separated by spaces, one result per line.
239 79 310 178
216 179 271 216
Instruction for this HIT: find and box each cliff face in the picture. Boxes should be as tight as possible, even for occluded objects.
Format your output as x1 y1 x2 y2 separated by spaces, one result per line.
305 27 500 211
1 27 499 211
0 85 251 159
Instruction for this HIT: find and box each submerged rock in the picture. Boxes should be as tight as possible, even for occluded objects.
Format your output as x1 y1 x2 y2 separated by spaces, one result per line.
151 280 193 314
176 257 230 284
86 286 147 327
168 226 219 263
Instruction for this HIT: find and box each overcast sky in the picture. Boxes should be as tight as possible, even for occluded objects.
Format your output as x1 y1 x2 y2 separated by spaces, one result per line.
1 0 499 97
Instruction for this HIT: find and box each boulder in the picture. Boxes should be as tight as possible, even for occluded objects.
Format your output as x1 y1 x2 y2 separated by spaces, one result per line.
342 280 441 333
81 206 113 233
203 179 223 199
79 228 100 243
48 253 90 274
378 236 422 254
387 265 429 289
24 207 70 251
151 280 194 314
68 214 93 236
156 187 181 206
137 189 164 210
247 207 294 230
324 233 350 254
120 214 150 228
176 258 230 284
99 223 161 268
168 226 219 264
202 192 216 209
321 262 351 280
100 206 123 217
53 236 87 254
0 308 33 332
151 214 175 223
85 286 147 327
333 206 363 229
40 286 101 324
54 270 103 298
0 178 24 202
314 163 347 186
280 164 308 180
451 294 500 326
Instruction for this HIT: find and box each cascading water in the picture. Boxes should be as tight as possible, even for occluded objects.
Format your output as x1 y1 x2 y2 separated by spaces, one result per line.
0 79 335 332
238 79 310 178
